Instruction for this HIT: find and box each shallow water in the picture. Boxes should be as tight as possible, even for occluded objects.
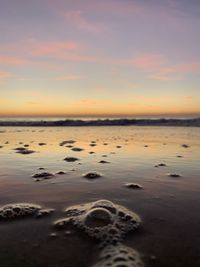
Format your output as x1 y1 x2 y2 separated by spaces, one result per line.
0 126 200 267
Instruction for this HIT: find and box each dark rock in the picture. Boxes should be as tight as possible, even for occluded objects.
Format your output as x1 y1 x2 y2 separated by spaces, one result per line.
71 147 84 152
83 172 102 179
125 183 143 189
182 144 189 148
38 142 46 146
16 149 35 154
154 163 167 167
64 157 79 162
168 173 182 178
90 144 96 147
32 172 54 179
56 171 66 175
60 140 76 146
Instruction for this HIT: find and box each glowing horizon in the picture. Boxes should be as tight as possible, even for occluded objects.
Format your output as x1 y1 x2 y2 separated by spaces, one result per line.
0 0 200 117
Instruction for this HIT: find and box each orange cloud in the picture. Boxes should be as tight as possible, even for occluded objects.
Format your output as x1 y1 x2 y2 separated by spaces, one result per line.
78 98 112 106
139 96 172 102
1 93 199 118
184 96 193 100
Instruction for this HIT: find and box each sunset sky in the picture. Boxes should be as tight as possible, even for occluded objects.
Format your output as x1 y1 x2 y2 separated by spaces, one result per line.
0 0 200 117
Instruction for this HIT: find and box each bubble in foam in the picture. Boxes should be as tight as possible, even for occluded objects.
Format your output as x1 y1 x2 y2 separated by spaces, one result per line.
0 203 41 220
54 199 141 244
92 200 117 214
92 244 144 267
0 203 53 220
84 208 114 228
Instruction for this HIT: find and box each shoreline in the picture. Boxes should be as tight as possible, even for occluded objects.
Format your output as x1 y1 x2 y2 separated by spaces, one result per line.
0 118 200 127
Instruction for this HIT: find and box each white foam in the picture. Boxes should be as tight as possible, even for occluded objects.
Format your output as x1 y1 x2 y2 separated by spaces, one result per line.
54 200 141 244
92 244 144 267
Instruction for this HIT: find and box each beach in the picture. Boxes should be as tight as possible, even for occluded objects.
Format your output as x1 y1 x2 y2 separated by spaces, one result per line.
0 126 199 266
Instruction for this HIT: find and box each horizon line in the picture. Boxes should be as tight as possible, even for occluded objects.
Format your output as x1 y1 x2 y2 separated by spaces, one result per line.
0 114 200 119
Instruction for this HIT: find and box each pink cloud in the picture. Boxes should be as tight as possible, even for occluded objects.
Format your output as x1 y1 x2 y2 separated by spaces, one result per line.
0 41 169 70
150 62 200 81
0 40 81 65
46 52 166 68
48 0 145 35
0 71 13 80
0 71 30 83
184 96 193 100
175 62 200 73
29 40 80 57
58 0 145 36
0 56 27 65
64 10 105 33
128 54 166 71
0 40 87 63
49 0 144 19
1 37 199 82
149 69 181 81
96 0 144 16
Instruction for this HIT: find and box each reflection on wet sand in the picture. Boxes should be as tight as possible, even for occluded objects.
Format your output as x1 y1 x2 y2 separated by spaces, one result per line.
0 126 200 266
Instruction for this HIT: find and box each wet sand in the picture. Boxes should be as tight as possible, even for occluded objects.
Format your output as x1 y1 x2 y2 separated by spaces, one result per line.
0 126 200 267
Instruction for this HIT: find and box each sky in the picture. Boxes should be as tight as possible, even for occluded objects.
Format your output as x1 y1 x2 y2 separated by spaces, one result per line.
0 0 200 118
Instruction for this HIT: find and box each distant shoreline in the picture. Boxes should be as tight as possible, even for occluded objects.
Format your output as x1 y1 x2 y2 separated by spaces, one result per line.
0 118 200 127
